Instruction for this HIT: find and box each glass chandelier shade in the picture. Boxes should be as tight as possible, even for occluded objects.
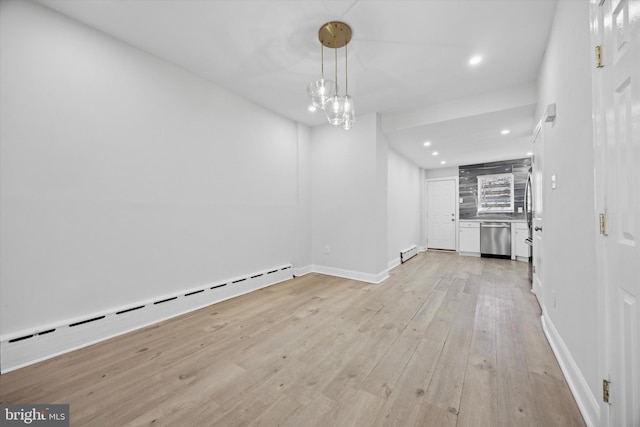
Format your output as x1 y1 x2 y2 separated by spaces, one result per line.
306 78 335 110
307 21 355 129
306 43 335 110
326 95 346 125
342 95 356 130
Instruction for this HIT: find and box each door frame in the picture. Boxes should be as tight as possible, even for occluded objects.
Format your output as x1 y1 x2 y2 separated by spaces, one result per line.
590 0 640 425
425 176 459 251
531 116 547 310
590 3 610 425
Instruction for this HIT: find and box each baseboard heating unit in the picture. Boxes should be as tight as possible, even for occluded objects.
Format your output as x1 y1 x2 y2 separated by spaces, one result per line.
400 245 418 263
0 264 293 373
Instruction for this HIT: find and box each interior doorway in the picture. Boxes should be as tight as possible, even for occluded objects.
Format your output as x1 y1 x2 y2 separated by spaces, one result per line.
532 119 546 309
426 178 458 251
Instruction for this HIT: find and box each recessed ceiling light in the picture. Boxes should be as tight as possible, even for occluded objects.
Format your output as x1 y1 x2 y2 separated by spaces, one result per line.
308 105 317 112
527 152 533 156
440 160 446 165
469 55 482 65
423 141 431 147
432 151 439 156
501 129 510 135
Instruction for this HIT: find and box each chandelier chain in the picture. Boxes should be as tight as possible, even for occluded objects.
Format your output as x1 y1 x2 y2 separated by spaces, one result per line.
334 44 338 96
345 43 348 95
321 44 324 79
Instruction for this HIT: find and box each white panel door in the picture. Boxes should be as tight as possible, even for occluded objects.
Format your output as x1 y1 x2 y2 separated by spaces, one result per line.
592 1 640 425
532 122 545 307
426 179 456 250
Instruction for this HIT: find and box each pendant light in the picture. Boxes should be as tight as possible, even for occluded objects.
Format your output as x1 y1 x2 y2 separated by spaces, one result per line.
307 21 355 129
306 43 335 110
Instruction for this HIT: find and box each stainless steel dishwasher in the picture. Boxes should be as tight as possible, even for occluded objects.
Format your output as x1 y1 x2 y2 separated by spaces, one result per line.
480 222 511 257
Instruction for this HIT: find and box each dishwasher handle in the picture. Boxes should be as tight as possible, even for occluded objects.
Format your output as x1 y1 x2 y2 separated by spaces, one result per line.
481 223 511 228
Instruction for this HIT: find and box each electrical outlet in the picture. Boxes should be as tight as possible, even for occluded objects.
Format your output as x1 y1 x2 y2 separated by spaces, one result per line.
324 245 330 254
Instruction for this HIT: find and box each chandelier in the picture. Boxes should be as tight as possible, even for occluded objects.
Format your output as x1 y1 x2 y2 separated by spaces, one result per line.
306 21 355 130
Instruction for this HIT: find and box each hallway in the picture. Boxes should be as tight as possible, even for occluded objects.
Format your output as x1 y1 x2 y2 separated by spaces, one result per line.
0 252 585 426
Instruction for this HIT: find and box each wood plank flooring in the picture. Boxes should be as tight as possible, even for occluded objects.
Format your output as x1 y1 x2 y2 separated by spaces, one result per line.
0 251 586 426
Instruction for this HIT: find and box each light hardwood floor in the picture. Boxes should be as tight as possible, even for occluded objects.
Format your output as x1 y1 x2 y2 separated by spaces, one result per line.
0 251 586 426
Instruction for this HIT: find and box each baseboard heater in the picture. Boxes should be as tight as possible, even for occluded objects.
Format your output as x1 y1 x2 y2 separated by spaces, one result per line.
0 264 293 373
400 245 418 263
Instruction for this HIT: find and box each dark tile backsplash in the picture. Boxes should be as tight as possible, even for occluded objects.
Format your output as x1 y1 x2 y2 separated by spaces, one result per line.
459 158 532 220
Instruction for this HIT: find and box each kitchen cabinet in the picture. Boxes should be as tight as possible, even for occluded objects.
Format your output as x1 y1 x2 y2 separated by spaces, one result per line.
513 222 530 261
459 221 480 256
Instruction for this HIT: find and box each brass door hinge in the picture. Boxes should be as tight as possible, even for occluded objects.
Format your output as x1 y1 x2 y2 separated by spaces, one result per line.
596 46 604 68
599 213 607 235
603 379 610 403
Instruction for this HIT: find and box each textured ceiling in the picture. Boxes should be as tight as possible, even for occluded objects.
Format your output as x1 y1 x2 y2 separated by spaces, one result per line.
37 0 558 169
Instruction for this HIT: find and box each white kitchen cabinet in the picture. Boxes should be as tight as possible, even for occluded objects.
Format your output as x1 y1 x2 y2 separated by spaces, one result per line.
459 221 480 256
513 222 530 261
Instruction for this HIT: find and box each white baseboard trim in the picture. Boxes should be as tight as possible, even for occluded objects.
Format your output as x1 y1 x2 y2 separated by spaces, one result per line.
310 264 389 284
293 265 313 277
0 265 294 373
458 251 481 257
541 314 600 427
388 258 401 270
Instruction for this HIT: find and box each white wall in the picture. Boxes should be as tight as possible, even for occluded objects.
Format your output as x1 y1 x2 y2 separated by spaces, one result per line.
375 119 389 276
536 0 599 423
424 166 459 180
310 113 389 283
295 124 312 275
0 0 303 336
387 149 422 267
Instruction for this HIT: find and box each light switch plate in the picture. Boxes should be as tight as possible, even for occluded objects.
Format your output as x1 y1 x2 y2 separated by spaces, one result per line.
551 174 557 190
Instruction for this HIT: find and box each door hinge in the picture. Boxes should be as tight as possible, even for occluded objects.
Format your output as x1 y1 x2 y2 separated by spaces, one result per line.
596 45 604 68
532 265 536 274
599 213 607 235
603 379 610 403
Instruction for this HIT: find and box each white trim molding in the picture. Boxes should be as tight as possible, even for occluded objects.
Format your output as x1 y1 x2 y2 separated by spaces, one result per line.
309 265 389 285
0 265 294 373
293 265 313 277
541 314 600 427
